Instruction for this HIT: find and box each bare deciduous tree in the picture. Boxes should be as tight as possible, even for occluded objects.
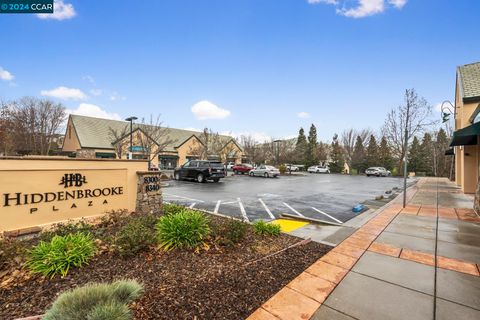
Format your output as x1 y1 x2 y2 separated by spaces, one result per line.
188 128 224 160
137 115 176 165
240 135 260 164
108 124 129 159
317 141 330 162
0 100 14 155
381 89 436 170
260 138 296 165
341 128 373 165
4 97 66 155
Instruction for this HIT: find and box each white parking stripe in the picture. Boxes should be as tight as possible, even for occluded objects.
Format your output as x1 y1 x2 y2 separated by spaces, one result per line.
283 202 305 217
189 203 196 209
214 200 221 214
163 193 205 203
311 207 343 224
259 199 275 220
222 201 238 205
237 198 249 222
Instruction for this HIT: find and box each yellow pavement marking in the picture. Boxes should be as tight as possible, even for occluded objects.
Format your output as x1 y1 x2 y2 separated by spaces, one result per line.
270 219 309 233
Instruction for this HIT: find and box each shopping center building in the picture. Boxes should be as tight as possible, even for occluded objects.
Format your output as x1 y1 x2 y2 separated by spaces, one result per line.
451 61 480 196
62 115 244 169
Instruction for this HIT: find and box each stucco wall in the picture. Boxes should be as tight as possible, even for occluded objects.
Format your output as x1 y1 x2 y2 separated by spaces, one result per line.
462 144 479 193
454 76 479 193
176 135 203 165
0 157 147 232
221 140 243 163
455 99 479 193
62 119 81 152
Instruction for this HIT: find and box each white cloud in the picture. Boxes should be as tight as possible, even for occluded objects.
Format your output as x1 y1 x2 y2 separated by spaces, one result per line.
308 0 338 4
339 0 385 18
37 0 76 20
0 67 14 81
191 100 231 120
308 0 407 18
388 0 407 9
41 86 87 100
66 103 122 120
297 111 310 118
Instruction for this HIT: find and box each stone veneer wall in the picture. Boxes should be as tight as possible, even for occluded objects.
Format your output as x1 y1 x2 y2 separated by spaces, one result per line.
136 171 163 214
76 149 96 159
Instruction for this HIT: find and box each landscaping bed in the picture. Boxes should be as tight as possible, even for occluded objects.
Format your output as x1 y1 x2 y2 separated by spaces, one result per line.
0 207 330 320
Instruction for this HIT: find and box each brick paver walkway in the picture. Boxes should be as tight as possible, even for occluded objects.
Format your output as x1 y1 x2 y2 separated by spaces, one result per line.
248 177 480 320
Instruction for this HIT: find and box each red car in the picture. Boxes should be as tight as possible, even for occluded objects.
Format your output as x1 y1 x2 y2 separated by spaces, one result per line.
232 163 253 174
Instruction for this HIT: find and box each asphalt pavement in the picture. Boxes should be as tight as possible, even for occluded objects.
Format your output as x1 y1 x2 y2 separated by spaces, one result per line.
162 173 409 224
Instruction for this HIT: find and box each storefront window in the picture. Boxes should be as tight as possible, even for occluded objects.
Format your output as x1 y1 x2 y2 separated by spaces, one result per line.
95 152 116 159
159 156 178 170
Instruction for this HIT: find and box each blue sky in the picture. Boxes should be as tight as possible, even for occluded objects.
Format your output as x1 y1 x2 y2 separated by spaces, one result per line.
0 0 479 141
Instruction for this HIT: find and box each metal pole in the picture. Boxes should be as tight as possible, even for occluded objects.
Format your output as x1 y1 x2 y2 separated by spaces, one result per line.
277 143 279 165
129 119 133 160
403 92 410 208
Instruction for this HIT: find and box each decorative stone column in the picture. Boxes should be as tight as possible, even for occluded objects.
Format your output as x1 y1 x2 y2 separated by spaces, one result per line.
136 171 163 214
76 149 96 159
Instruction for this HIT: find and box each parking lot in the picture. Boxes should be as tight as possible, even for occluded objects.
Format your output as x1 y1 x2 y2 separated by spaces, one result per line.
163 173 409 224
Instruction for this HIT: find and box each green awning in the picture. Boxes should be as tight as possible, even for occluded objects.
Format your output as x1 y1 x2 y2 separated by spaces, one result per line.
450 122 480 146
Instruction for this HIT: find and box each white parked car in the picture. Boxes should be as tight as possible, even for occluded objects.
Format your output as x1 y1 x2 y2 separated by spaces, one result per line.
365 167 391 177
286 164 299 171
225 162 236 171
308 165 330 173
249 164 280 178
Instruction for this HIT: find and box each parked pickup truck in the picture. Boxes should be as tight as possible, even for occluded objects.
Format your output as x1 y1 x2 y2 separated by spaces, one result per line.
174 160 226 183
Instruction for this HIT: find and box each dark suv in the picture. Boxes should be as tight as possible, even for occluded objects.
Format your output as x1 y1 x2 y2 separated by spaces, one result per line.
174 160 226 183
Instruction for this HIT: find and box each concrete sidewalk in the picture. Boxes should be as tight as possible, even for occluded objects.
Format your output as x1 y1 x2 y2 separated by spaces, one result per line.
248 177 480 320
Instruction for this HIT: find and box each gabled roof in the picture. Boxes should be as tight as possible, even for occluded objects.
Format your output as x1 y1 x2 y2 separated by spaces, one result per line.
458 62 480 102
68 114 240 153
112 127 160 147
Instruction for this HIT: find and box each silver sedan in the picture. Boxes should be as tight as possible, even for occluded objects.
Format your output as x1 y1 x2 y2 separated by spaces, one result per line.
249 165 280 178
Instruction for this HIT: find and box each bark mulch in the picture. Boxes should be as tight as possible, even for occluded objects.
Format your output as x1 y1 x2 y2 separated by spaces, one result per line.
0 216 330 320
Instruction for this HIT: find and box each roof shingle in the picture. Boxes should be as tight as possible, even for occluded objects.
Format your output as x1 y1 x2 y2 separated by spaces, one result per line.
458 62 480 101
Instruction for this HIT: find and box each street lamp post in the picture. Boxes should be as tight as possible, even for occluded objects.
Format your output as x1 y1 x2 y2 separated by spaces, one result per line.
440 100 455 125
273 140 282 166
440 100 456 180
125 116 138 160
403 97 411 208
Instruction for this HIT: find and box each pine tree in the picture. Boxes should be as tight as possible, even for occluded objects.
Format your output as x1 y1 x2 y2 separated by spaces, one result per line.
408 136 423 173
351 136 367 173
435 128 451 177
329 135 345 173
378 136 394 171
294 127 307 165
420 133 434 176
366 135 379 168
305 124 318 167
